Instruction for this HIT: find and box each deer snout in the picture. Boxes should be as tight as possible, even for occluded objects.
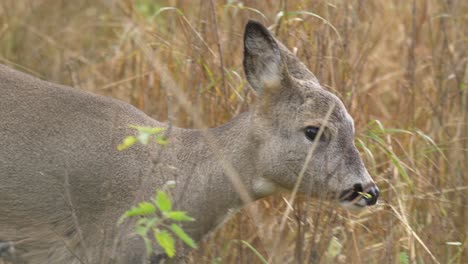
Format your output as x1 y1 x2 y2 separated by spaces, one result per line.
339 183 380 208
365 185 380 205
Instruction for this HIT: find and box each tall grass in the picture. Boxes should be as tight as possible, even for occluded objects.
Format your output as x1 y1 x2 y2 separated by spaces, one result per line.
0 0 466 263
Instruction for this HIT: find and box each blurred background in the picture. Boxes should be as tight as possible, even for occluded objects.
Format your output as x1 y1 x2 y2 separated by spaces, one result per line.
0 0 466 263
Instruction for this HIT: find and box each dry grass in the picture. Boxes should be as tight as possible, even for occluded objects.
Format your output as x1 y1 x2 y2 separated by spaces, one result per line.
0 0 466 263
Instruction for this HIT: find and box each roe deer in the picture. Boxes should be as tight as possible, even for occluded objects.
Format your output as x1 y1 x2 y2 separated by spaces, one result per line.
0 21 379 264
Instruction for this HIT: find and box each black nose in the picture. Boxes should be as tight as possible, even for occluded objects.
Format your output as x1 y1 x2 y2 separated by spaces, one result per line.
365 185 380 206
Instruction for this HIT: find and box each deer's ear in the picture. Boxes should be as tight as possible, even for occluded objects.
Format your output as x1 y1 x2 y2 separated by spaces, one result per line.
243 20 282 94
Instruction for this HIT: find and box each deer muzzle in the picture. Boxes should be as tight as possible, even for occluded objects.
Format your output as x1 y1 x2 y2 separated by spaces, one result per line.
339 183 380 207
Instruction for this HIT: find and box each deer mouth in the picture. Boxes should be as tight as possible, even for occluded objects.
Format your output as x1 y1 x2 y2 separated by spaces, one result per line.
339 183 379 208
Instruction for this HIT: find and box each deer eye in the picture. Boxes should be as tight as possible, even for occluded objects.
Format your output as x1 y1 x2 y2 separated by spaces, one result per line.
304 126 320 141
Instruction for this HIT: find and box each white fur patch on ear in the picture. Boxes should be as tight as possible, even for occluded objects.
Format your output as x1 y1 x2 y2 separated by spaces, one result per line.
243 20 283 93
261 66 282 89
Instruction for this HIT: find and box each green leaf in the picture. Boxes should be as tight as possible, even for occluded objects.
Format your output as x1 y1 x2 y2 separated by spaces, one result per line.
117 202 156 225
155 134 169 145
127 125 167 145
155 191 171 212
327 236 342 258
136 217 149 226
170 224 197 249
135 218 158 237
155 230 176 257
129 125 165 135
125 202 156 217
136 223 150 237
358 191 372 199
165 211 195 222
137 132 151 145
143 237 153 256
117 136 137 151
398 251 409 264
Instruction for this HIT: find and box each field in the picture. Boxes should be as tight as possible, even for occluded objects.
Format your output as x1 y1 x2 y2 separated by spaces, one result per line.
0 0 466 263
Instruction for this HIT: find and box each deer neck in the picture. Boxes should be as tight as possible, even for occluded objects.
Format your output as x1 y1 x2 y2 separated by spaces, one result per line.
157 112 270 240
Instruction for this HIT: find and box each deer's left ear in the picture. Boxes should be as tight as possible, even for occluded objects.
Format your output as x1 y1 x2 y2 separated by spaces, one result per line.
243 20 282 94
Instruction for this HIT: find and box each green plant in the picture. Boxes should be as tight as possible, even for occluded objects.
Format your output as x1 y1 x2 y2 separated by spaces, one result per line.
118 187 197 257
117 125 196 258
117 125 168 151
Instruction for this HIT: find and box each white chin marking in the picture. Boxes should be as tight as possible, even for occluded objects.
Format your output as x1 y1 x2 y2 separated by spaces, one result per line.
356 197 368 207
253 178 279 198
340 200 367 211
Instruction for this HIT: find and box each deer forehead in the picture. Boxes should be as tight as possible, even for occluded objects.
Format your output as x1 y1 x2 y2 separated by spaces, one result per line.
295 90 355 134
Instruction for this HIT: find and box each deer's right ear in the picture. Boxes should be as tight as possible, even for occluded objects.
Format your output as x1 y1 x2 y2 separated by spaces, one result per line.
243 21 282 94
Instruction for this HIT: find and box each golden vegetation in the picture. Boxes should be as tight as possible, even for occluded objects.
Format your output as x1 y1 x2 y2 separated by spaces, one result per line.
0 0 466 263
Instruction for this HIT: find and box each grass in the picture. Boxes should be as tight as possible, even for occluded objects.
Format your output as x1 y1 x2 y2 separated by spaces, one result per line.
0 0 466 263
